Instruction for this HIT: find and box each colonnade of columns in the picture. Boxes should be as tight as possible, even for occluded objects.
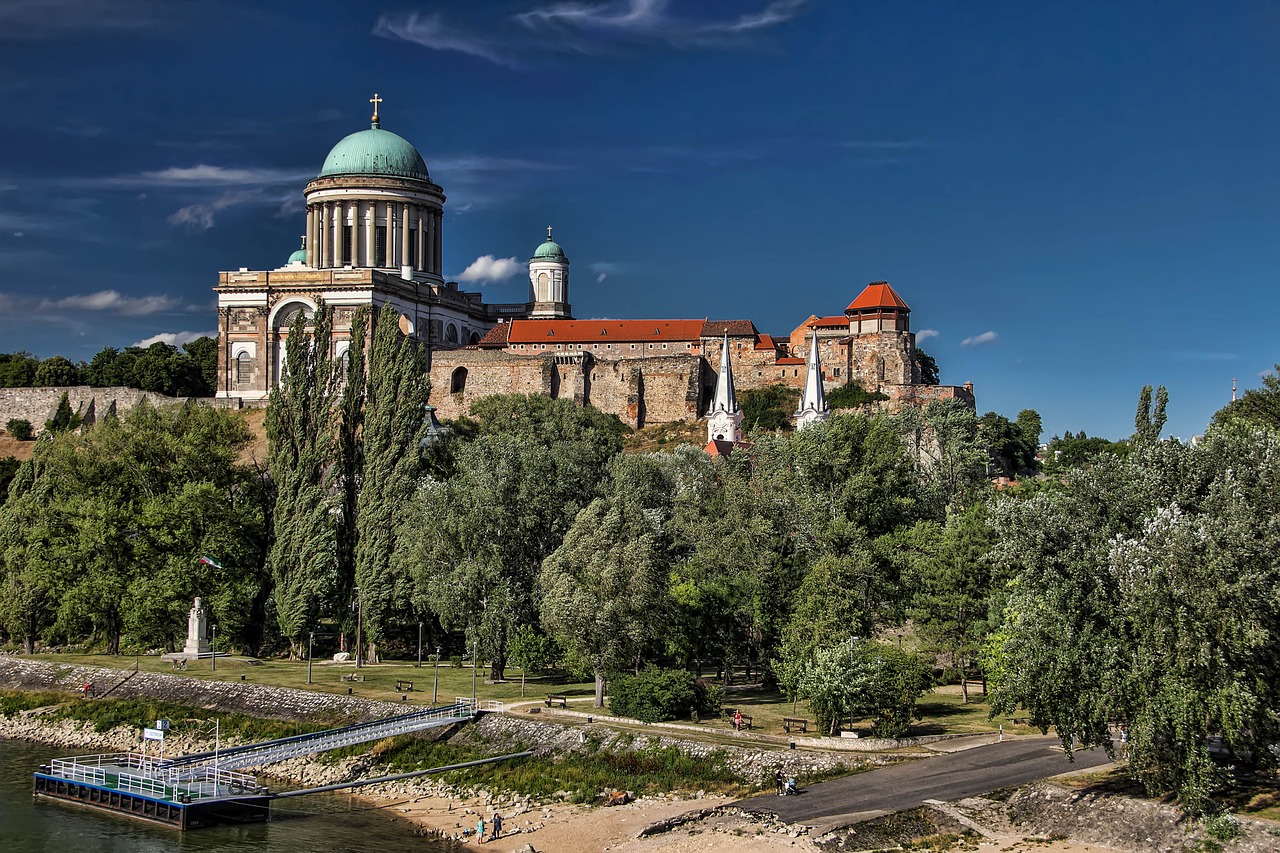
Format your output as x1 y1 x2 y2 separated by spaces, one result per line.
304 199 442 274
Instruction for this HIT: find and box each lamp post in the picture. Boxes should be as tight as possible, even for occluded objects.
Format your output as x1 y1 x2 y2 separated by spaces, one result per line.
307 631 314 685
433 646 440 704
417 622 423 669
354 585 363 669
211 624 217 672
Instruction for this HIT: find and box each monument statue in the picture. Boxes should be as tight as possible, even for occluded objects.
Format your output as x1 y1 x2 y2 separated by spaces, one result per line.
183 596 210 657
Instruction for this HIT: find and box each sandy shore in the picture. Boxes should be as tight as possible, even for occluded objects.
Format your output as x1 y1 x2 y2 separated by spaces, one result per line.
371 789 1126 853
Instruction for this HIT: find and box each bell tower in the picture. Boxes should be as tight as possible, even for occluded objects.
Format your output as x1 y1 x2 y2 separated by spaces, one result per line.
528 226 572 319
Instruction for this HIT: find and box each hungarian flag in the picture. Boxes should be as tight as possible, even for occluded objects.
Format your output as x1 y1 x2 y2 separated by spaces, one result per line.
198 556 223 569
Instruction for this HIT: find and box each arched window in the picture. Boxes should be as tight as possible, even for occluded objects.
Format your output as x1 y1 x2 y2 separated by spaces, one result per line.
273 301 314 329
236 351 252 385
445 324 459 345
469 331 481 345
450 366 468 394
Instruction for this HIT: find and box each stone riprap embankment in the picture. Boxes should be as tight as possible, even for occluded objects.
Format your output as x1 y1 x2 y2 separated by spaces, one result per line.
0 657 404 722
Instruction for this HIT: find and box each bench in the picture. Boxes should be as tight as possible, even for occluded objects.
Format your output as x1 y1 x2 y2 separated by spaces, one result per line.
1011 716 1031 725
341 673 365 683
171 659 188 671
782 717 809 734
395 679 414 692
545 694 568 708
732 714 753 731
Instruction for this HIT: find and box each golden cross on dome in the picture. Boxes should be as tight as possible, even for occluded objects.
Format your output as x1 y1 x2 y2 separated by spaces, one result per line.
547 225 553 239
370 93 383 121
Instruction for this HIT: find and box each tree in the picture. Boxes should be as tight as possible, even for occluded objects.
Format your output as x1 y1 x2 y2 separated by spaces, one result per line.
916 348 940 385
739 384 800 432
826 381 889 409
539 492 671 706
0 352 39 387
354 305 428 662
332 308 367 649
5 419 33 441
265 303 339 657
182 337 218 396
899 504 997 702
1133 384 1168 444
45 392 80 434
0 402 265 654
1213 367 1280 431
508 624 555 697
34 356 80 387
402 396 622 680
798 641 932 737
897 399 990 511
984 429 1280 814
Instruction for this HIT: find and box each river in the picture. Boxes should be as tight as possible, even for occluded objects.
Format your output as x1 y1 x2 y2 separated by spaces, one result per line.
0 738 455 852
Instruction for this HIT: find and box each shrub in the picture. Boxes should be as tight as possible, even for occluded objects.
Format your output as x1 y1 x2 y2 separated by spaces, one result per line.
610 667 718 722
450 655 463 668
5 418 32 440
826 381 889 409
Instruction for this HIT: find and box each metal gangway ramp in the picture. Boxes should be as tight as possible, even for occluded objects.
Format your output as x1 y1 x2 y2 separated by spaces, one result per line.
165 698 480 773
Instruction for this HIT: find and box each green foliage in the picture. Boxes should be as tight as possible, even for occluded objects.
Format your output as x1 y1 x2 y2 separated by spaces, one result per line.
798 640 933 737
34 356 80 387
896 399 991 511
1213 367 1280 431
354 305 429 660
1042 430 1129 472
45 392 81 434
80 341 215 397
265 302 340 653
0 456 18 501
0 402 266 654
609 666 719 722
1133 384 1169 445
985 427 1280 814
826 381 890 409
5 419 32 441
916 348 940 385
404 395 623 680
0 352 39 387
739 384 799 431
979 410 1041 477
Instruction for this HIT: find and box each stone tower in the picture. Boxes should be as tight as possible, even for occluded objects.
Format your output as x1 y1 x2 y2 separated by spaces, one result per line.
528 227 572 319
707 332 744 443
795 333 830 429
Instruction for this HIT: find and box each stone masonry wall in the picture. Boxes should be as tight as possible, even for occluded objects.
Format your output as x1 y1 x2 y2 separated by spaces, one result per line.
0 386 190 435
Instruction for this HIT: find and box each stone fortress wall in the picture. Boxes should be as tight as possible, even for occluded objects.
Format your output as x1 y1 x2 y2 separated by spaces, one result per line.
0 386 189 435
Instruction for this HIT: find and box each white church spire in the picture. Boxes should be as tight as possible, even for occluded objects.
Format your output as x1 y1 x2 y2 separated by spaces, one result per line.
795 332 830 430
707 332 744 443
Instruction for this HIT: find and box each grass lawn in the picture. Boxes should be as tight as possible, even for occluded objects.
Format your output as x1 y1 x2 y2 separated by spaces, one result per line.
23 654 1041 742
26 652 597 708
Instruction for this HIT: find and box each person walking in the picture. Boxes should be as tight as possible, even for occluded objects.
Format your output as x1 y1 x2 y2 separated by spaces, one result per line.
774 768 785 796
490 812 502 840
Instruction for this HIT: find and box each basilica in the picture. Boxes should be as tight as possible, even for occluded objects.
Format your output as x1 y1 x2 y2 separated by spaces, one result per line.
215 98 974 435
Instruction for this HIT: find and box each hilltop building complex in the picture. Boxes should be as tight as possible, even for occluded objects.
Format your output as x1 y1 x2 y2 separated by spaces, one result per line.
215 100 974 430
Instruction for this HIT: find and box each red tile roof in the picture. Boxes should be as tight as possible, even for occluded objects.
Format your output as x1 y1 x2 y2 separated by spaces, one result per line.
702 319 758 338
504 318 707 344
804 315 850 328
776 357 805 365
476 323 510 347
846 281 911 312
704 438 736 457
755 333 779 351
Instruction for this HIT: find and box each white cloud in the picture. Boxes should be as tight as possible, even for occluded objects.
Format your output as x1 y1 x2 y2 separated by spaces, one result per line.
372 13 521 67
456 255 526 284
168 189 264 231
97 164 310 189
12 231 23 238
36 290 181 316
915 329 939 342
960 331 999 347
596 273 608 283
375 0 807 67
132 330 217 348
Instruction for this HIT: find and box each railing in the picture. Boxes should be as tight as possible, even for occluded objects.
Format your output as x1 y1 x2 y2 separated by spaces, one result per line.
47 752 258 801
96 660 141 699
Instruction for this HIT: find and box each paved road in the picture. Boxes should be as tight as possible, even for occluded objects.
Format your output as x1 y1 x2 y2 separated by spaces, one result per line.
736 736 1110 826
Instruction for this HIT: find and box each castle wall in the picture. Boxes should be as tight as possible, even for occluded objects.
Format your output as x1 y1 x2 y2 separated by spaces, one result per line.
0 386 190 435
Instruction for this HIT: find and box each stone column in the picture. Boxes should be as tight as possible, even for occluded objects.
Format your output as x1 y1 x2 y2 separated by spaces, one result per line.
318 204 329 268
434 212 443 276
364 201 374 267
333 202 343 267
401 202 411 269
416 206 425 271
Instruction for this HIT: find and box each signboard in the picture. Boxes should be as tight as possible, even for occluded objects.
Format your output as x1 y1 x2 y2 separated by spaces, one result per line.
143 727 165 741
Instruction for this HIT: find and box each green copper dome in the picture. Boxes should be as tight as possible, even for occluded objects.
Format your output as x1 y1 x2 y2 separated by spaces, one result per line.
287 246 307 265
319 122 430 181
532 236 566 261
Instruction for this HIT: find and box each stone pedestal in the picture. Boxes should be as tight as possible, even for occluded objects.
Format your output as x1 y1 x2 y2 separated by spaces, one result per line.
183 597 210 657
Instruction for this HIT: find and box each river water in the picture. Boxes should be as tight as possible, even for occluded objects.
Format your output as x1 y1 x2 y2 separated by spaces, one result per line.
0 738 454 852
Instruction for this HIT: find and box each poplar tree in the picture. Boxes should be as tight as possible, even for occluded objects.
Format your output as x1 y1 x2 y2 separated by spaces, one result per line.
265 303 339 657
333 307 368 643
353 305 428 662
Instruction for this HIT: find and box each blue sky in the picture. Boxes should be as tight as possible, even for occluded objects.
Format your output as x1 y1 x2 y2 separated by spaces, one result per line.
1 0 1277 440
